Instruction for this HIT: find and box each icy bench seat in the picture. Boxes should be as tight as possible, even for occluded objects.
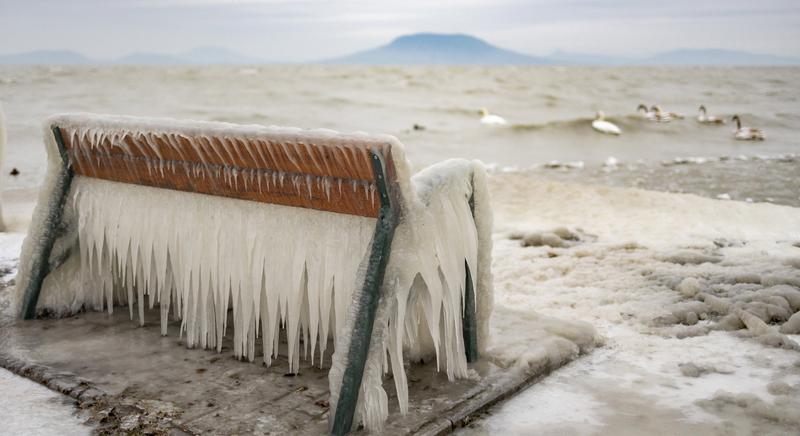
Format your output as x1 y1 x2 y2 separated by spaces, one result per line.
15 114 493 434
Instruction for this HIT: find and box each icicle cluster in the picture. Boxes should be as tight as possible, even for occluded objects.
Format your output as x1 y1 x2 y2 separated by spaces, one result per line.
72 177 374 370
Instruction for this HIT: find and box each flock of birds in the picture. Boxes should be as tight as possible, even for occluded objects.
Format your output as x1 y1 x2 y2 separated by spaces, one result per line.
477 105 766 141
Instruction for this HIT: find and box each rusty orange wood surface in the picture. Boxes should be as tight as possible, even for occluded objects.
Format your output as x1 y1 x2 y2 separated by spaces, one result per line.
56 126 397 218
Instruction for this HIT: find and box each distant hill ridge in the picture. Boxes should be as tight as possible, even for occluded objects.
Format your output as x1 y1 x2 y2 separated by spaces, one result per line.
1 33 798 65
325 33 548 65
0 46 257 65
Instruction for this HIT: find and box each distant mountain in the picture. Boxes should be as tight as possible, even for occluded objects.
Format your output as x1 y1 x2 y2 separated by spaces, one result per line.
179 47 260 64
116 47 258 65
1 40 798 66
545 50 630 66
0 47 259 65
547 48 800 66
326 33 548 65
325 35 800 65
116 52 185 65
0 50 92 65
643 49 800 66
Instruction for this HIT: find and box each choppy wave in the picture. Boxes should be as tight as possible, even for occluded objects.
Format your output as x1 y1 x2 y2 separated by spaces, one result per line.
1 64 798 191
510 117 595 132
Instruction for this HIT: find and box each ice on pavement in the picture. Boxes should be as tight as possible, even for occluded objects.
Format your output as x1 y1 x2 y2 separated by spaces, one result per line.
0 368 90 435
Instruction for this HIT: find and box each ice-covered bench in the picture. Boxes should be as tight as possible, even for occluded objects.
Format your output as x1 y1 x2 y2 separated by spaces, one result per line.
15 114 493 433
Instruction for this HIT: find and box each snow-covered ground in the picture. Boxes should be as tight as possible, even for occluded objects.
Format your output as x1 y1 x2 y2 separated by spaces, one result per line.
461 174 800 435
2 172 799 434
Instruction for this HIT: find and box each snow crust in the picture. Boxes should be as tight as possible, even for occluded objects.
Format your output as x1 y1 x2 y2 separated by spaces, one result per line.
15 114 494 432
463 174 800 435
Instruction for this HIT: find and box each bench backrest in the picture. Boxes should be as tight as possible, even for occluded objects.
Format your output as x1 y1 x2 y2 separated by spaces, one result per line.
51 115 400 217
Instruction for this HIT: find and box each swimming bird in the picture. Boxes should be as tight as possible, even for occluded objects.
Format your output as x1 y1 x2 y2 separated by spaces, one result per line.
697 105 725 124
591 111 621 135
639 105 671 122
651 105 685 121
731 115 765 140
637 104 658 121
479 108 507 125
637 104 673 122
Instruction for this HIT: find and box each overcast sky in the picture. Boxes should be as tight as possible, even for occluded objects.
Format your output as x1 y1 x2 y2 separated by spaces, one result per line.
1 0 798 61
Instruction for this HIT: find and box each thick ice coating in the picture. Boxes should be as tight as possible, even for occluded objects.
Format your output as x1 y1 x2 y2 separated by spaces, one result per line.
15 114 494 432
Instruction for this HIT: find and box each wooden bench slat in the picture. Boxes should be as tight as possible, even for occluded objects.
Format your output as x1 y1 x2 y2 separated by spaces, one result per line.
58 126 396 218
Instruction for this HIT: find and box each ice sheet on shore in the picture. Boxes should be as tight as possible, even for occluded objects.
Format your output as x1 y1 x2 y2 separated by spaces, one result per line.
463 174 800 434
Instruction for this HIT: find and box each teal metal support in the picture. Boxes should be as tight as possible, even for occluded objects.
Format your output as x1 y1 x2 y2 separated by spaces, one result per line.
331 149 397 436
462 190 479 363
20 126 73 319
462 261 478 363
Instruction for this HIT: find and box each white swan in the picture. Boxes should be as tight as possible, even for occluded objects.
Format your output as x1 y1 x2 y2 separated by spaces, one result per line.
731 115 765 140
697 105 725 124
479 108 507 125
592 111 621 135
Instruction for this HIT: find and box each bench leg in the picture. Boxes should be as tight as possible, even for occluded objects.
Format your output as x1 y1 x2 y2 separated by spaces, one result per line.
331 150 397 435
462 261 478 363
20 126 73 319
462 188 479 363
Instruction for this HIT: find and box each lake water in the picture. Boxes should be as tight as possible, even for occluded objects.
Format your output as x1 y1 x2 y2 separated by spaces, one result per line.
1 65 798 204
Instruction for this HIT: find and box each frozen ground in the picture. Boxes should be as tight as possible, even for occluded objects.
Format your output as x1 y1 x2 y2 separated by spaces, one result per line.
0 367 91 435
2 208 93 434
2 172 799 434
461 173 800 435
0 231 91 435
